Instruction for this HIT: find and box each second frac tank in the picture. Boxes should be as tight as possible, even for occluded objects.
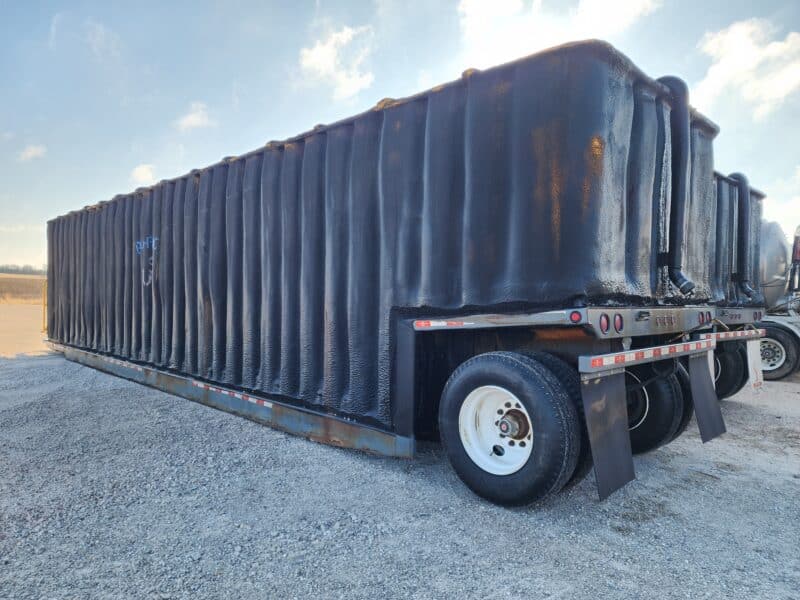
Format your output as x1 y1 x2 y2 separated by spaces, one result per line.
760 220 790 309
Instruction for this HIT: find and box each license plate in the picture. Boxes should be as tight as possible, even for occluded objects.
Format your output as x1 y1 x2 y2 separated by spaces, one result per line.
746 339 764 391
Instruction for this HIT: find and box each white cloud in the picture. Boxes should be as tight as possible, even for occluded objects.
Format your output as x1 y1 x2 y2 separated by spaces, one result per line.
456 0 661 70
174 102 214 132
763 166 800 240
693 19 800 120
1 132 13 142
130 163 156 186
85 18 121 60
49 13 63 49
231 80 242 110
299 25 374 100
18 145 47 161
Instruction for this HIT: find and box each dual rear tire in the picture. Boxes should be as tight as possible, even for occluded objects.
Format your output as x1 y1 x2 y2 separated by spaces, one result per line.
439 352 688 506
625 364 686 454
714 343 750 399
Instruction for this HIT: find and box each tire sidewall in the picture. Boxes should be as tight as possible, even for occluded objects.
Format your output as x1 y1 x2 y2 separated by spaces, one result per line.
672 364 694 440
627 365 683 455
525 351 593 489
715 343 750 399
761 326 800 381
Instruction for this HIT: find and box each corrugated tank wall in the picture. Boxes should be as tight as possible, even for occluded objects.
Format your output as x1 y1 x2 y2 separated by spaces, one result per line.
48 40 715 430
682 116 718 302
712 174 738 303
747 188 765 306
711 173 764 307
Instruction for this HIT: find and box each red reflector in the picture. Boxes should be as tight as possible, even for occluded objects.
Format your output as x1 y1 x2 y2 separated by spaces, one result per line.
591 357 603 368
683 343 690 352
699 312 705 325
569 310 582 324
635 351 644 360
614 314 623 332
599 313 610 334
653 348 662 357
615 355 625 364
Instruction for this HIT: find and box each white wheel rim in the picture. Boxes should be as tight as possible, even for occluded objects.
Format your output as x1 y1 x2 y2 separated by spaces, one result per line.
626 371 649 431
761 338 786 371
458 385 533 476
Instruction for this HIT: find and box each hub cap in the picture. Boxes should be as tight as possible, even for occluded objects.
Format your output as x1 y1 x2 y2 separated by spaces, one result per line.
458 385 533 475
761 338 786 371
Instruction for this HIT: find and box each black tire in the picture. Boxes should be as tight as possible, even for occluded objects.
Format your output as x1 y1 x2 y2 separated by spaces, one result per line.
626 364 684 455
719 344 750 400
672 364 695 441
438 351 580 506
523 352 593 489
760 324 800 381
714 345 745 399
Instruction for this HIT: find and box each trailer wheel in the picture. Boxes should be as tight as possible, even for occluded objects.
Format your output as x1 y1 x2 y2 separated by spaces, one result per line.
626 364 683 454
714 345 746 398
760 325 800 381
439 352 580 506
671 364 695 441
718 343 749 400
523 352 593 489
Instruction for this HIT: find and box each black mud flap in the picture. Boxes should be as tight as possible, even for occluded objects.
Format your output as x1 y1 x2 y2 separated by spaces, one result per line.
688 352 726 442
580 370 635 500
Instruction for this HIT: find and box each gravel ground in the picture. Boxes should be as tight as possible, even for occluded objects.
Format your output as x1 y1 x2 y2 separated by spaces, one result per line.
1 354 799 599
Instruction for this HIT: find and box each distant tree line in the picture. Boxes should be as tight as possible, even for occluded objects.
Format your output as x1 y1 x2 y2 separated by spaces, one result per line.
0 264 47 276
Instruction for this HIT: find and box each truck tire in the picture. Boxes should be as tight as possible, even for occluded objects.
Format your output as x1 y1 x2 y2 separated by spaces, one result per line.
439 352 580 506
523 352 593 490
672 364 695 441
714 345 746 399
718 343 750 400
626 364 684 455
760 324 800 381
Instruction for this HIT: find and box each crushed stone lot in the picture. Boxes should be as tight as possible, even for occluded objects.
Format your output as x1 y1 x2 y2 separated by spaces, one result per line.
1 354 799 599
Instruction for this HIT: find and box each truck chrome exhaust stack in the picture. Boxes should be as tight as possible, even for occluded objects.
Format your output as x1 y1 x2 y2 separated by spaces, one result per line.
658 76 695 296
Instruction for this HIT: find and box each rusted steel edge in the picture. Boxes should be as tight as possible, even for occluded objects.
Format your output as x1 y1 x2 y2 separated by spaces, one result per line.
48 342 415 459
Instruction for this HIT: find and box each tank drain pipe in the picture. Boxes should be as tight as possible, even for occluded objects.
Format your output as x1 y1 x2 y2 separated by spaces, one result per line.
729 172 756 297
658 76 695 296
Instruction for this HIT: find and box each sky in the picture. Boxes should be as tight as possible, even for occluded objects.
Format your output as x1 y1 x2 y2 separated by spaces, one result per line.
1 0 799 267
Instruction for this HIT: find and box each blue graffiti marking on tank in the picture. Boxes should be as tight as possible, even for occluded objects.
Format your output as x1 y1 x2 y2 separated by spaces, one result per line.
135 235 159 286
135 235 159 255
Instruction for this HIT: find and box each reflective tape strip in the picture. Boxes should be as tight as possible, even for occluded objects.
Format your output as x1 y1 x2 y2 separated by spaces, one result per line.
700 329 764 341
581 338 715 373
414 320 475 329
191 380 272 409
